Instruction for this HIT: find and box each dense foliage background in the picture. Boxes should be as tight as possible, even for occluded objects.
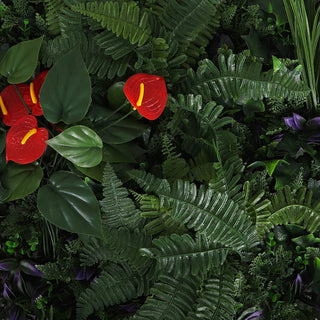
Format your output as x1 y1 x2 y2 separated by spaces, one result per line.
1 0 320 319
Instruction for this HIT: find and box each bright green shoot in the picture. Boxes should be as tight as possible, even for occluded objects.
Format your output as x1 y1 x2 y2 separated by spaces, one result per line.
284 0 320 109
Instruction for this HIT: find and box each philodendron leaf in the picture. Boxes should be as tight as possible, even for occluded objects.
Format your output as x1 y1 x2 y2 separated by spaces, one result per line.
1 162 43 201
0 36 43 83
40 47 91 124
37 171 103 238
46 126 103 168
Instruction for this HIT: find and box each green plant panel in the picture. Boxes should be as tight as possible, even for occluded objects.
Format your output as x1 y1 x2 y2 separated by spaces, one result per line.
2 162 43 201
37 171 103 238
0 37 43 84
46 126 103 168
40 47 92 124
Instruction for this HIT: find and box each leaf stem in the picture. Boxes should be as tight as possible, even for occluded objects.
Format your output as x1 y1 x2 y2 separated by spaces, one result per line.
14 84 31 113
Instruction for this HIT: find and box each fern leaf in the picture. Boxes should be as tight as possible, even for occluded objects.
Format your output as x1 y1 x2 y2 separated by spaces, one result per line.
186 267 236 320
136 193 187 236
44 0 64 35
131 273 201 320
77 263 142 320
79 237 116 266
209 131 244 204
157 0 222 44
140 233 229 277
184 53 310 105
105 227 154 275
101 163 143 229
128 170 259 250
71 1 151 46
267 186 320 233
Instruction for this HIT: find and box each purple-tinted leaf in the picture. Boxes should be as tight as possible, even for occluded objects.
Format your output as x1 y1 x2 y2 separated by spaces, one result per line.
3 283 15 300
284 113 305 131
244 310 262 320
20 260 42 277
120 302 138 313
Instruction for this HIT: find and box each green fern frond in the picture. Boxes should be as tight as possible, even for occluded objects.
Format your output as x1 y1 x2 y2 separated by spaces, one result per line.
79 237 116 266
85 37 131 78
59 0 84 35
44 0 64 35
76 263 143 320
128 170 259 250
243 181 272 238
41 31 88 67
189 153 217 183
101 163 143 229
157 0 222 45
209 131 244 204
140 233 229 277
186 267 236 320
267 186 320 233
131 273 201 320
183 53 310 106
71 1 151 46
135 193 187 236
105 227 153 275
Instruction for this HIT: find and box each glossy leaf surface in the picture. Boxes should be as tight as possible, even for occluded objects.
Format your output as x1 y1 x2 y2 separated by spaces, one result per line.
40 48 91 124
0 37 43 84
46 126 103 168
37 171 103 238
2 162 43 201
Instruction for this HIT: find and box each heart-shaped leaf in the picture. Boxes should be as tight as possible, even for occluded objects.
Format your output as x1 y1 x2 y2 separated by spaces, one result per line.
40 47 91 124
0 37 43 84
46 126 103 168
37 171 103 238
1 162 43 201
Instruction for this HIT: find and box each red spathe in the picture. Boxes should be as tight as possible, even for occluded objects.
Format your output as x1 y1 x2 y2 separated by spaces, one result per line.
124 73 167 120
6 115 48 164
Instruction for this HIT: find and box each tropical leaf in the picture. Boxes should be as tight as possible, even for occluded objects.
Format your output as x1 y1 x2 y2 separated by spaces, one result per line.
140 233 229 277
129 170 259 250
71 1 151 46
131 273 201 320
183 53 310 106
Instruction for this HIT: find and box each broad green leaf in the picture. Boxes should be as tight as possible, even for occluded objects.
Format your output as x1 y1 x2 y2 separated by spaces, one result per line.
75 161 106 182
0 180 9 203
102 143 136 163
40 47 92 124
95 110 148 144
37 171 103 238
0 37 43 83
46 126 103 168
1 162 43 201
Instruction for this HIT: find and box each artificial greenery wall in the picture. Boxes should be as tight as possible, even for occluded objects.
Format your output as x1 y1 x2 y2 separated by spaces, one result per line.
1 0 320 319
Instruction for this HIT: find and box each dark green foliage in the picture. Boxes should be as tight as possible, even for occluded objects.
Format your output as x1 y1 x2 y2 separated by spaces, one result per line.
101 163 144 229
155 0 222 45
140 233 229 277
183 52 310 107
267 186 320 233
186 267 236 320
44 0 64 35
76 263 144 320
129 170 259 250
131 273 201 320
71 1 151 46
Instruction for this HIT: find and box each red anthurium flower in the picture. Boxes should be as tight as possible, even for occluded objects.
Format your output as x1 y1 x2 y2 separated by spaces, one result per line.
0 84 30 126
123 73 167 120
6 115 48 164
23 70 49 116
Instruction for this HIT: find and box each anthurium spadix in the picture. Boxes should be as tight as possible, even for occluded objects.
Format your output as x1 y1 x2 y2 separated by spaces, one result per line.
6 115 48 164
123 73 167 120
